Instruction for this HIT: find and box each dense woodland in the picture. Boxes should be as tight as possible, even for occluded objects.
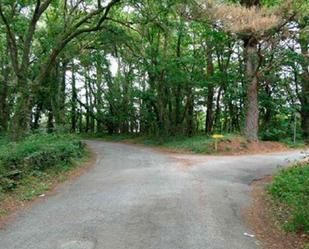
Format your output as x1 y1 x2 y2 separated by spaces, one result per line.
0 0 308 143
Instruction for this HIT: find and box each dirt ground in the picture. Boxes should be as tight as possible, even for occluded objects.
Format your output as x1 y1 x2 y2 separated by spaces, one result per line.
216 137 289 155
245 176 309 249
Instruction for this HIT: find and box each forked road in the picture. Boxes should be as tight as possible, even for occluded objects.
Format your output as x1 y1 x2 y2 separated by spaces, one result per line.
0 141 306 249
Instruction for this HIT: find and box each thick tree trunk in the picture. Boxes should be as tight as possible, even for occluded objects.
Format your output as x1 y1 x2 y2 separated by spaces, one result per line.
244 38 259 141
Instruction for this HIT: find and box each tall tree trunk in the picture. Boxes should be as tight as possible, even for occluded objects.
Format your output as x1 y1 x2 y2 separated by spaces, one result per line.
11 79 32 139
85 70 90 133
78 108 83 133
205 46 214 134
157 34 169 136
262 83 272 128
299 31 309 143
186 86 194 136
243 37 259 141
32 102 42 130
0 45 9 132
88 83 95 133
174 26 183 134
95 62 104 133
47 108 54 133
121 68 131 134
55 59 67 127
71 63 77 132
214 86 223 130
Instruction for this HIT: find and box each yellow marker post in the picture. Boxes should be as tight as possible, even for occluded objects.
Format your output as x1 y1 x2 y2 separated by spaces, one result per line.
211 134 224 152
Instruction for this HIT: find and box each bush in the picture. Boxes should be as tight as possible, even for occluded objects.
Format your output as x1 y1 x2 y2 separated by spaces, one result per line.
0 134 85 192
260 128 288 141
268 163 309 233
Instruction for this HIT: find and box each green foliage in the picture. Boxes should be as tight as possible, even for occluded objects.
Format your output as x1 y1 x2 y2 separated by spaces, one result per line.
147 135 216 153
0 134 85 192
0 0 308 142
100 133 241 154
280 138 306 149
268 163 309 233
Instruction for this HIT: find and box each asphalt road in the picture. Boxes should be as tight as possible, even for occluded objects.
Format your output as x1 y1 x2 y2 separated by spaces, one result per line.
0 141 306 249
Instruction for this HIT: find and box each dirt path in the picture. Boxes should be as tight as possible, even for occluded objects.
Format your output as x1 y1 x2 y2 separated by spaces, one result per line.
0 141 306 249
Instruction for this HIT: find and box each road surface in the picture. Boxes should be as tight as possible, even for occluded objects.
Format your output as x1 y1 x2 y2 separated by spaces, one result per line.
0 141 306 249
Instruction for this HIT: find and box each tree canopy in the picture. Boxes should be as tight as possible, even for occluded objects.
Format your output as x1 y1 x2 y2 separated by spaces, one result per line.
0 0 308 143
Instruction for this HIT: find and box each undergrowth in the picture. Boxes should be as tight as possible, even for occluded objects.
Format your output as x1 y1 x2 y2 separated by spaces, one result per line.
0 133 86 204
268 163 309 233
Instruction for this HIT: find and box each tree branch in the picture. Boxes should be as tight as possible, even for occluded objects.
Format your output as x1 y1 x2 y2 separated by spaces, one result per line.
20 0 52 74
35 0 121 86
0 4 19 74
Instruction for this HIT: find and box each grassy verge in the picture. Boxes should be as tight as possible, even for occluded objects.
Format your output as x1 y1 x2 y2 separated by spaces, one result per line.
0 133 87 217
280 138 307 149
94 134 244 153
93 133 293 155
268 162 309 234
142 134 237 153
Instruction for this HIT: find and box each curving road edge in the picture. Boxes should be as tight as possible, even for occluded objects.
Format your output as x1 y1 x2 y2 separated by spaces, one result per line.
0 141 307 249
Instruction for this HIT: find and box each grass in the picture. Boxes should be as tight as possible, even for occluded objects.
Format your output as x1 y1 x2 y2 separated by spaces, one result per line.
268 162 309 233
95 133 246 154
93 132 309 155
99 132 303 154
280 138 307 149
0 133 87 216
145 135 228 153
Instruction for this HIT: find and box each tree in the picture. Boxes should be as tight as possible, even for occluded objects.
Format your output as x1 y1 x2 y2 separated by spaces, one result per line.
0 0 307 144
298 20 309 143
193 0 298 140
0 0 120 138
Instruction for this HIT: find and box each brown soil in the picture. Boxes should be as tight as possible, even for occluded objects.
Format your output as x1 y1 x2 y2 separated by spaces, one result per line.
216 136 289 155
245 176 309 249
0 146 96 229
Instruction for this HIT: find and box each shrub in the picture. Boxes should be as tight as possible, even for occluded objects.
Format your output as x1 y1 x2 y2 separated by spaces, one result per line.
0 134 85 192
268 163 309 233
